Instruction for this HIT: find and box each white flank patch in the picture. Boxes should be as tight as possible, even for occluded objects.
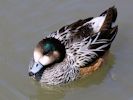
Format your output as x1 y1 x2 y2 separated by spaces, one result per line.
88 15 106 33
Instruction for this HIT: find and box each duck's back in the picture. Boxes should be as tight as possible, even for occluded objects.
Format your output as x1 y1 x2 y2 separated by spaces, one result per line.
61 6 118 67
47 6 117 48
47 17 94 47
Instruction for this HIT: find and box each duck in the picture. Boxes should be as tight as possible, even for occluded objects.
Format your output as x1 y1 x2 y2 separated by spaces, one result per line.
28 6 118 85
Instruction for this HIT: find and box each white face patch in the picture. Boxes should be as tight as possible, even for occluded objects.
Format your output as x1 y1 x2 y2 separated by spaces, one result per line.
34 50 43 62
39 55 55 66
31 49 59 74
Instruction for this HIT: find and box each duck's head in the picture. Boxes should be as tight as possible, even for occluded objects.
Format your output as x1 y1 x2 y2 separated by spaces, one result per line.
28 38 66 78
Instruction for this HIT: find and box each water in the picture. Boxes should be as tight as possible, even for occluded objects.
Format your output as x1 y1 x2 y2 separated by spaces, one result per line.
0 0 133 100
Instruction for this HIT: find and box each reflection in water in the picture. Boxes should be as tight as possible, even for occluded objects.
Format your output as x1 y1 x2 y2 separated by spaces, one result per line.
29 53 115 100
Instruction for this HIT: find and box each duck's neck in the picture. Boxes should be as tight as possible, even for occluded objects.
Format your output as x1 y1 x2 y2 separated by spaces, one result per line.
40 54 79 85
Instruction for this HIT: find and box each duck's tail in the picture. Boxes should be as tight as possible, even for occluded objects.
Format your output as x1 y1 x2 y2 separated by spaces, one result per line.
100 6 117 31
88 6 117 33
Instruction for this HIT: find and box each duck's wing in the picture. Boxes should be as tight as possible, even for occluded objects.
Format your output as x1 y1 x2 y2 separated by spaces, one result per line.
67 6 118 68
68 26 118 68
47 17 93 46
47 6 117 47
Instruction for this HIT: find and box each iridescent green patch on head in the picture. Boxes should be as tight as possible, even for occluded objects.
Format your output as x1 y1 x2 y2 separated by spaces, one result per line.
37 38 66 62
43 42 56 54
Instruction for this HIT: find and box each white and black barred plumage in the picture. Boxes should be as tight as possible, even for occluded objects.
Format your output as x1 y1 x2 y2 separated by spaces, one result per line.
47 6 118 67
29 6 118 85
